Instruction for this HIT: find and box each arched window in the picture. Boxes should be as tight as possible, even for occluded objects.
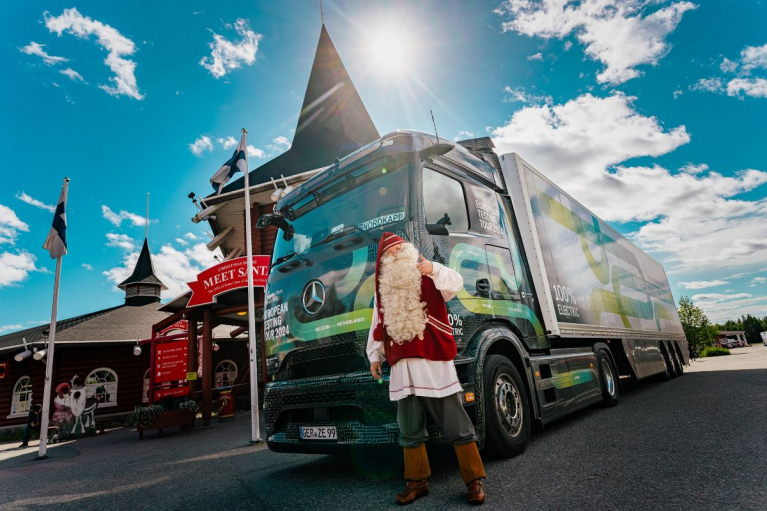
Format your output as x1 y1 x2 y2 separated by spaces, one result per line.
142 369 150 403
85 368 118 408
215 360 238 388
9 376 33 418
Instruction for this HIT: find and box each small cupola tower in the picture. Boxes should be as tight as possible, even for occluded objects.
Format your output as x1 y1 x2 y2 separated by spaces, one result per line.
118 238 167 305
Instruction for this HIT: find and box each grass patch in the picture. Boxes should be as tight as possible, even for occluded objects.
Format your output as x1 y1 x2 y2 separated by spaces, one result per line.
701 347 730 357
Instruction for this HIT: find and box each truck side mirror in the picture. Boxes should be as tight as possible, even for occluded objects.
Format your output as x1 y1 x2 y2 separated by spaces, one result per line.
257 214 294 241
426 223 449 235
256 214 274 230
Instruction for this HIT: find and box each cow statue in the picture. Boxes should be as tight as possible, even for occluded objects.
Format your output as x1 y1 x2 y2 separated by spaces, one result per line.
68 375 98 436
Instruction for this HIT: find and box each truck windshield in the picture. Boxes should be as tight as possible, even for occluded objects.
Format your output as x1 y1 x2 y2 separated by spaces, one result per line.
272 157 411 263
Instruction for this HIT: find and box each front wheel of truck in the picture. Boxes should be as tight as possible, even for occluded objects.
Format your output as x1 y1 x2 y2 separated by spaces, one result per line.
483 354 531 459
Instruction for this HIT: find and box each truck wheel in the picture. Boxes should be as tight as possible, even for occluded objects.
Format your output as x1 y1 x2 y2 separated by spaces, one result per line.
666 345 679 379
597 350 619 407
656 349 671 382
483 354 530 458
671 345 684 376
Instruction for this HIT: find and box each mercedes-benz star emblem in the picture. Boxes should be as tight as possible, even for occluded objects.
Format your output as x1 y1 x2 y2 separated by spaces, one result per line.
302 280 326 315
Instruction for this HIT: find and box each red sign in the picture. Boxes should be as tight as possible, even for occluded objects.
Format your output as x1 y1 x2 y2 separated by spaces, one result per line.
159 320 188 336
155 340 188 384
187 256 270 307
154 385 190 401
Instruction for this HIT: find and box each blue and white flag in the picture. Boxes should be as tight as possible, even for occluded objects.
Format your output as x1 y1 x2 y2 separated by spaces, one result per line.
43 179 69 259
210 132 249 195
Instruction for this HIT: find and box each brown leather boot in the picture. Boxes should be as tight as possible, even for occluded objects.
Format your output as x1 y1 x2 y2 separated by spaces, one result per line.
397 444 431 505
396 479 430 505
466 478 486 505
454 442 487 505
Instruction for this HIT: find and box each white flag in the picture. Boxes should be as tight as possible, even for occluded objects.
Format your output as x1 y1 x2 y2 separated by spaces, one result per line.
210 132 249 195
43 179 69 259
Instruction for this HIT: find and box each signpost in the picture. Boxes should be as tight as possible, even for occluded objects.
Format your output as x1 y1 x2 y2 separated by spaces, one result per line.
186 256 270 307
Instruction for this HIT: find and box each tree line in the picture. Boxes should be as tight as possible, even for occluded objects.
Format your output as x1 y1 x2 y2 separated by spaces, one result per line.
676 295 767 351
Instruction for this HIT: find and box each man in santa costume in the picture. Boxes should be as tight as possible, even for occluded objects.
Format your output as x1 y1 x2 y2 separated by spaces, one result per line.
367 232 487 505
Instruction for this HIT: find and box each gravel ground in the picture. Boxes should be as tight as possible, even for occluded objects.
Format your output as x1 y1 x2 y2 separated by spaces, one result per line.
1 345 765 511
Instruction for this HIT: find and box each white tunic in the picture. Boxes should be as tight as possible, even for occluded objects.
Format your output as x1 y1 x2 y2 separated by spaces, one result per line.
366 261 464 401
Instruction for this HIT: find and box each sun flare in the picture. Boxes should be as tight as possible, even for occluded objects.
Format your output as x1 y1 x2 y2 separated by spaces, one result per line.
363 26 416 77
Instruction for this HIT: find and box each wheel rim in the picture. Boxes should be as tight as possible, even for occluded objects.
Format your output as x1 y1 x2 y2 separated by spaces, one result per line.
601 359 616 396
495 373 523 437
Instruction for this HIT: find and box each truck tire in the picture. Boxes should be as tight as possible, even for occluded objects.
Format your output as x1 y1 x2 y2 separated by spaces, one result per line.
483 354 531 459
666 344 679 379
671 344 684 376
597 349 619 407
656 348 671 382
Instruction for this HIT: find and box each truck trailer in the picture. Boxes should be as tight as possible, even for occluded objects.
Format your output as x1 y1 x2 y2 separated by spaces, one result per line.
257 130 687 457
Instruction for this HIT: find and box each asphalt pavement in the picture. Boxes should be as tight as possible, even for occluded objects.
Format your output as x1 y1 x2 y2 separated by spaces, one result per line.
1 345 765 511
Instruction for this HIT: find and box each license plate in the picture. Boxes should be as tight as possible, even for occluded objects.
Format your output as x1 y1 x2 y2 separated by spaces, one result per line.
299 426 338 441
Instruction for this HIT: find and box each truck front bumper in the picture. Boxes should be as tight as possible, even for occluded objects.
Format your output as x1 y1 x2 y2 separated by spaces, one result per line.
264 371 400 454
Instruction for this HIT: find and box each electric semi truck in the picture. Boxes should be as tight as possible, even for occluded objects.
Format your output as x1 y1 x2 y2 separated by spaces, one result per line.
257 130 687 457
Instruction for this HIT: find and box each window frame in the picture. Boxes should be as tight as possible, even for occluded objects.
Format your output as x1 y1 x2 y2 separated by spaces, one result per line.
85 367 118 408
421 165 471 233
215 360 238 389
8 375 33 419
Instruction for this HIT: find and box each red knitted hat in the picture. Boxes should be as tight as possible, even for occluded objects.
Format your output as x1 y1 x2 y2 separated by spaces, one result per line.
372 232 406 340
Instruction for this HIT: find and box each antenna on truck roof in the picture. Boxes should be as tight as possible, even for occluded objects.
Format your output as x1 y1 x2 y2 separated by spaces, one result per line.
430 110 440 144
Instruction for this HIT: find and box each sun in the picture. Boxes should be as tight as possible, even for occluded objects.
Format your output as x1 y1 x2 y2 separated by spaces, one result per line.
363 25 416 77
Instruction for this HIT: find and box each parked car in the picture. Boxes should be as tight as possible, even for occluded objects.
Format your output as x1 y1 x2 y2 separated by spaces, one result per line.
719 339 738 349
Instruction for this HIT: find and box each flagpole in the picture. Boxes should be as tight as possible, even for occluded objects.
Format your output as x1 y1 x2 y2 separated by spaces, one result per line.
241 128 261 444
37 177 69 460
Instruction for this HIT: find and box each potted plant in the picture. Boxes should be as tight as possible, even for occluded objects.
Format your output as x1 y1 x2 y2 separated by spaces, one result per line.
133 400 199 440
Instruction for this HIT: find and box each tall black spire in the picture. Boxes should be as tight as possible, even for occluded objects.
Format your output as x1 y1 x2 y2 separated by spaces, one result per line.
118 238 166 305
219 23 380 194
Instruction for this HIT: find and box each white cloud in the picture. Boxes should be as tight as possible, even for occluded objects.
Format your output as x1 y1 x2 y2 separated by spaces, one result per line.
175 237 188 246
101 205 149 227
496 0 697 85
184 232 198 240
672 89 683 99
19 41 69 65
726 78 767 99
44 8 144 100
691 293 767 323
679 163 708 174
105 232 136 251
527 52 543 61
750 276 766 287
200 19 262 79
0 251 40 288
502 85 552 104
189 136 214 156
15 192 55 213
248 145 266 159
0 324 24 334
103 243 221 298
741 43 767 73
720 57 738 73
563 40 572 51
272 136 291 149
59 67 85 82
453 130 476 141
690 77 724 93
691 293 753 303
217 136 237 150
490 92 767 274
0 204 30 245
678 280 729 290
81 263 93 270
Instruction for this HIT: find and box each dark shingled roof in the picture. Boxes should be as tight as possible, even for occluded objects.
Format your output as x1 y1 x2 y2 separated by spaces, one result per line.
118 238 167 290
218 24 379 195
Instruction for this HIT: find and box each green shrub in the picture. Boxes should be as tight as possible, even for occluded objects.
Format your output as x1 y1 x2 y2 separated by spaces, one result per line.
700 347 730 357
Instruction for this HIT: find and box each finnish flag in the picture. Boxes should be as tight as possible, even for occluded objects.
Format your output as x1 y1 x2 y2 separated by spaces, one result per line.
210 132 249 195
43 179 69 259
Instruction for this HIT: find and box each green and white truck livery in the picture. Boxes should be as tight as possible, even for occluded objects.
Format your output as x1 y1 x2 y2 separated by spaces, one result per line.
258 129 687 457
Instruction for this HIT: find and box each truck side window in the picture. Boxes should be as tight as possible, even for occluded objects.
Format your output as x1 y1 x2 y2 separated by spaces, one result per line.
486 245 519 300
422 168 469 232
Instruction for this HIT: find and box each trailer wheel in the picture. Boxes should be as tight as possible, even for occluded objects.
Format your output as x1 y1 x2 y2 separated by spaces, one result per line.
597 350 619 407
656 348 672 382
671 344 684 376
483 354 530 458
666 344 679 379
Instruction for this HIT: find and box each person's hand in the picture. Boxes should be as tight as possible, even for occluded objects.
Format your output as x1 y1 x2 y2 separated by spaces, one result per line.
370 361 383 380
416 254 434 276
31 422 38 428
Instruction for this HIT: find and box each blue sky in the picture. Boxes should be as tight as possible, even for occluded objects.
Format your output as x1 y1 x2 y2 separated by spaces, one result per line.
1 0 766 332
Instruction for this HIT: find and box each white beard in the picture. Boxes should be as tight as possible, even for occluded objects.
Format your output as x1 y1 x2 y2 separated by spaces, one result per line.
379 243 428 344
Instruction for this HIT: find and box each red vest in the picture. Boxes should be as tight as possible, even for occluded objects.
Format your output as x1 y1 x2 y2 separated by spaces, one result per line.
374 276 457 365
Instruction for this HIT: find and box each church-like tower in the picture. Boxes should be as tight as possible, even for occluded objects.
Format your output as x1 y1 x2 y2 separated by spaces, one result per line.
117 238 167 306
